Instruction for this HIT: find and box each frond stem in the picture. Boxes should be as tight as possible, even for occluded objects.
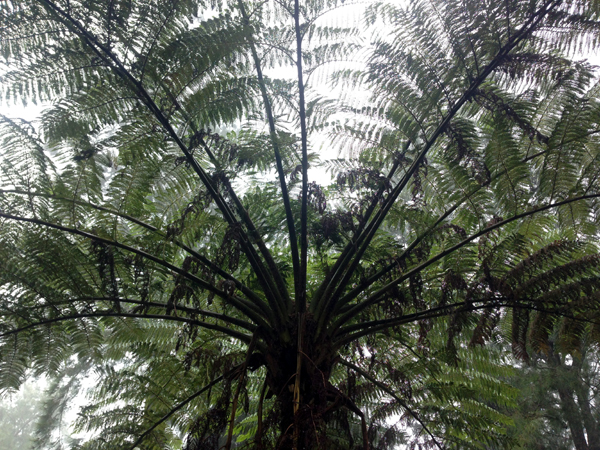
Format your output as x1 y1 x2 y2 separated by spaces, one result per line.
54 297 257 331
0 212 273 328
237 0 301 307
331 193 600 333
319 0 562 335
1 312 253 343
294 0 309 314
340 359 444 450
311 142 408 322
0 189 265 306
335 298 600 346
157 80 291 310
36 0 284 328
128 365 242 450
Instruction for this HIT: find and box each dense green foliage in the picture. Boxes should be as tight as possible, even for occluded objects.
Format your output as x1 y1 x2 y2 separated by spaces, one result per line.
2 0 600 448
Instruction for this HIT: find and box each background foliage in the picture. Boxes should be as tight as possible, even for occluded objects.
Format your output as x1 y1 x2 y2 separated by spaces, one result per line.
0 380 45 449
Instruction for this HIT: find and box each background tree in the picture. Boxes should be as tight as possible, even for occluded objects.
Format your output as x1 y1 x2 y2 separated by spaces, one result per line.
486 332 600 450
2 0 600 449
0 380 45 449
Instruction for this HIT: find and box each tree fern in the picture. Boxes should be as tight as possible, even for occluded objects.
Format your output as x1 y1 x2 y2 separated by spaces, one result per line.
2 0 600 449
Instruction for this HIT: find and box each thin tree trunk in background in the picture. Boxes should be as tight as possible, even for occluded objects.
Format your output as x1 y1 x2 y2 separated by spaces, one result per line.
557 385 589 450
573 358 600 450
550 352 590 450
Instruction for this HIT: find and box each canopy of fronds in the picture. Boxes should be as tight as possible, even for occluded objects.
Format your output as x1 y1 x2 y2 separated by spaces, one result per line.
1 0 600 449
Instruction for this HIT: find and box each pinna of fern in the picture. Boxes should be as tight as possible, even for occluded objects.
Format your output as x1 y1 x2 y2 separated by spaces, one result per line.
1 0 600 449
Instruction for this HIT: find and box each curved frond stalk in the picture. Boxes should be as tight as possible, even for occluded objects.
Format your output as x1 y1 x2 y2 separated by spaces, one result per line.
0 312 253 343
36 0 289 328
340 359 444 450
334 298 600 347
331 193 600 333
0 212 274 328
44 297 258 332
311 141 409 320
0 188 266 306
315 0 564 337
157 76 292 312
237 0 301 304
127 367 239 450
